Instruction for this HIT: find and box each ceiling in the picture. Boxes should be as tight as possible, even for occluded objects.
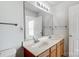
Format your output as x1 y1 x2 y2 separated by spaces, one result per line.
46 1 64 6
25 1 79 14
44 1 79 7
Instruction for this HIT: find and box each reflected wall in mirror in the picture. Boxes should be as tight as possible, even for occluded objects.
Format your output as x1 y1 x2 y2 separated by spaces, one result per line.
25 15 42 40
41 13 53 36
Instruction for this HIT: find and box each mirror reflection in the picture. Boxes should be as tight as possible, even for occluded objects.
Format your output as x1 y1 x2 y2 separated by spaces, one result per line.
25 1 53 42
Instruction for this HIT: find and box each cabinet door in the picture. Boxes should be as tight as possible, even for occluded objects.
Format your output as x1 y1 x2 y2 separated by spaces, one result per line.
51 49 56 57
60 43 64 56
57 42 61 57
38 49 49 57
51 45 57 57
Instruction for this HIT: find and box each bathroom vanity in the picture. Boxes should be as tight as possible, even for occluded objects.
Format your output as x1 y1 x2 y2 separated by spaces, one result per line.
23 35 64 57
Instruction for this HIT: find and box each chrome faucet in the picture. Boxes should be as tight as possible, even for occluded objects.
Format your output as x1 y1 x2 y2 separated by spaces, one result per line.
33 36 39 43
48 35 52 39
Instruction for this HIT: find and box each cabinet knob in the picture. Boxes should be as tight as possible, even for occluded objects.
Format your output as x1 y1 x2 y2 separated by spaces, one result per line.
69 35 72 37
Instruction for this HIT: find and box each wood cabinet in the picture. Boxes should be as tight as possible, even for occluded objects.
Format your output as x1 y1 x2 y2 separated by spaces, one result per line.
57 39 64 57
50 45 57 57
38 49 49 57
38 40 64 57
24 39 64 57
57 42 61 57
24 48 35 57
60 43 64 56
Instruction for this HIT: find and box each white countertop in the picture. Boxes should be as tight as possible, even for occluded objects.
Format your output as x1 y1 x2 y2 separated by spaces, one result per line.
23 34 64 56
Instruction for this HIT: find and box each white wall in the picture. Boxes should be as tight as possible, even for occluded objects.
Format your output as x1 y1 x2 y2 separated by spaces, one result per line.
41 13 53 36
52 4 69 56
25 8 38 17
0 1 24 57
53 5 68 26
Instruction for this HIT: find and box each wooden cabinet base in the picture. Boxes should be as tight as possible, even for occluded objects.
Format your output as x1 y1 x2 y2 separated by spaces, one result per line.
50 45 57 57
51 50 57 57
24 48 35 57
60 43 64 56
38 49 49 57
24 39 64 57
57 39 64 57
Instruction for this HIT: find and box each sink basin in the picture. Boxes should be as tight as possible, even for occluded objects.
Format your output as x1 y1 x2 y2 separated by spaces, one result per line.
31 41 48 48
31 35 58 49
23 35 61 51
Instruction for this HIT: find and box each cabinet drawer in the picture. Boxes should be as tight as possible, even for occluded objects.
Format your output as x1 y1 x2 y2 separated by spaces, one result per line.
38 49 49 57
51 45 56 52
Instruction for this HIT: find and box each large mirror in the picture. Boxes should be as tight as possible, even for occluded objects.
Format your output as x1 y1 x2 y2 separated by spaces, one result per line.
25 1 53 41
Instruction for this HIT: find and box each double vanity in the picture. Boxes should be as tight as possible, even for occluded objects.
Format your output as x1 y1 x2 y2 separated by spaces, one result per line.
23 35 64 57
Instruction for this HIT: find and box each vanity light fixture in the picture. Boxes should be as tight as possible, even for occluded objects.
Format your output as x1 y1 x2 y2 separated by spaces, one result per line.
35 2 49 12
